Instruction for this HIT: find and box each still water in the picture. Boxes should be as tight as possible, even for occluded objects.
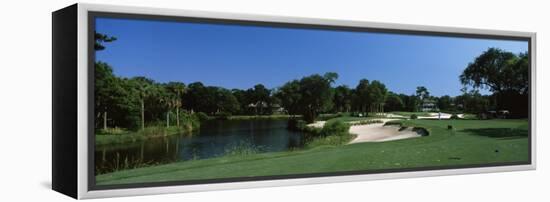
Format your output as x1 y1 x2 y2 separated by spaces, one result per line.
95 119 305 173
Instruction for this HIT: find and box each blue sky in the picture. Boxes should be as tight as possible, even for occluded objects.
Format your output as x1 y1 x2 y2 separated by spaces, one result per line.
95 17 528 96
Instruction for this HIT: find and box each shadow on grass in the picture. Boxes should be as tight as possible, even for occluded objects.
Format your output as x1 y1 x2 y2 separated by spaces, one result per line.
461 128 528 139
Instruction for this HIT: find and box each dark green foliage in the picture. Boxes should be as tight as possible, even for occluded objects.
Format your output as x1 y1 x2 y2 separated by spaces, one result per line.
385 93 405 112
437 95 453 111
416 86 430 100
216 111 232 120
320 120 350 137
457 89 490 115
180 113 201 131
195 112 210 121
383 120 403 127
399 93 420 112
276 72 338 123
349 79 388 114
95 62 140 130
410 114 418 119
333 85 352 113
349 119 383 126
460 48 529 118
275 80 302 116
215 88 240 115
412 127 429 136
353 79 370 113
94 32 117 51
249 84 271 115
182 83 240 115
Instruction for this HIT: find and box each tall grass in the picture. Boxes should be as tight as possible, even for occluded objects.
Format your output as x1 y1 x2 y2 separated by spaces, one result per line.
224 141 262 156
96 113 200 146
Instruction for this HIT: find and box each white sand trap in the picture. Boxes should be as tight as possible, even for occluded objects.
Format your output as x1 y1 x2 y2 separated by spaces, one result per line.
307 119 423 144
307 121 326 128
349 119 423 144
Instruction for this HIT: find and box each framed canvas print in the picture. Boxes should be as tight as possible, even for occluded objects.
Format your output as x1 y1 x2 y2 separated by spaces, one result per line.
52 3 536 199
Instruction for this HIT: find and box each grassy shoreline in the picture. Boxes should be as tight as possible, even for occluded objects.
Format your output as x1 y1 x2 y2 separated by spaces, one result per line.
96 126 193 146
96 119 529 185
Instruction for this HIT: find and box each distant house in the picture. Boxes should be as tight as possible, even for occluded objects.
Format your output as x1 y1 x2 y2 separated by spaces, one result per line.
420 99 438 112
247 102 284 114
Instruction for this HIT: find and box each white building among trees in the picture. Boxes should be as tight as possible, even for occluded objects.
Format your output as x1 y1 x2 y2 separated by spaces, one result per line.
420 99 438 112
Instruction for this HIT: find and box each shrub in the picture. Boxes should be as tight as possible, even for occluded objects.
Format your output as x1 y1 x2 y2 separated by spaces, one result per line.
181 113 200 131
320 120 350 137
304 120 354 148
195 112 210 121
216 111 232 120
384 121 402 127
450 114 459 119
350 119 383 126
138 126 168 137
412 127 429 136
410 114 418 119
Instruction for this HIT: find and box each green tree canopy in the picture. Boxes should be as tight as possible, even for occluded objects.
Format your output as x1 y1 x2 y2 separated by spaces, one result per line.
460 48 528 94
276 72 338 123
460 48 529 117
416 86 429 101
354 79 370 113
333 85 352 112
95 32 117 51
275 80 302 116
385 93 404 112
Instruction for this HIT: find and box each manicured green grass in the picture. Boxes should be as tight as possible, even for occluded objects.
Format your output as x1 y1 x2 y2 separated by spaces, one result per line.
461 113 478 120
96 119 529 185
325 116 377 123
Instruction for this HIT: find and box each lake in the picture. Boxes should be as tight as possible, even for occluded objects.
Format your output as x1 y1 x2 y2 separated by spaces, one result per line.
95 119 305 174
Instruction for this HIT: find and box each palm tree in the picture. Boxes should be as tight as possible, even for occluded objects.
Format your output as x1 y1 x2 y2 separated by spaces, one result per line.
132 77 154 130
166 82 186 127
160 95 178 128
172 98 182 127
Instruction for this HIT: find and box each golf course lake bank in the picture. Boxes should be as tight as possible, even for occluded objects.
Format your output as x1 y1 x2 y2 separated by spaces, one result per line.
95 119 306 174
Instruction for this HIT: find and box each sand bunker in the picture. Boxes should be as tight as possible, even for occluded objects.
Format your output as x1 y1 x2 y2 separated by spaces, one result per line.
349 123 422 143
307 119 424 144
307 121 326 128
